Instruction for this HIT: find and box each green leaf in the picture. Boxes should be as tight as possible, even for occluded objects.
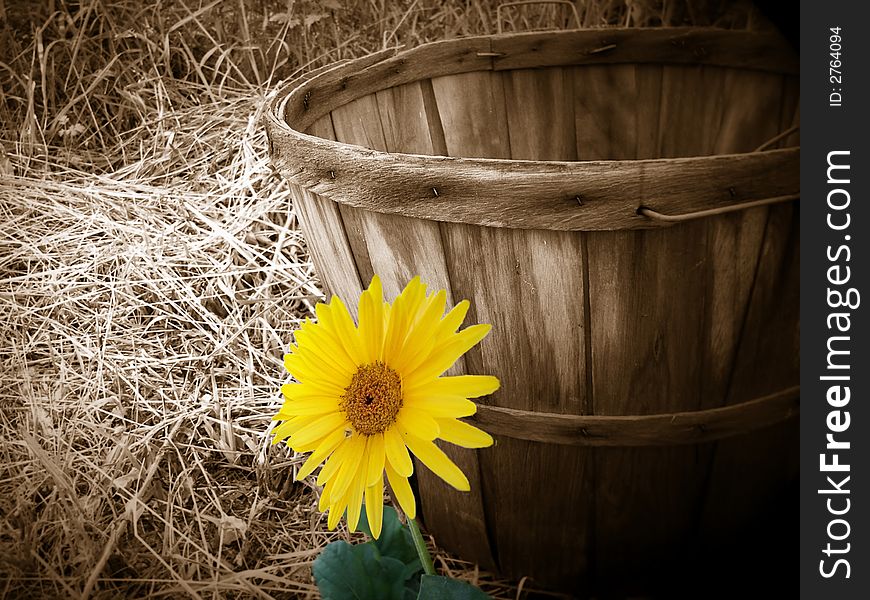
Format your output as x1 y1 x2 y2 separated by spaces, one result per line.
416 575 491 600
403 565 422 600
313 540 407 600
358 505 422 576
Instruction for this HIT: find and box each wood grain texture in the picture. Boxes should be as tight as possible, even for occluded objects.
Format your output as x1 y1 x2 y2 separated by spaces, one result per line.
376 82 439 156
306 113 375 291
328 82 497 569
443 223 592 588
574 64 639 160
490 28 799 74
586 64 737 588
431 72 511 159
328 96 386 289
286 182 364 318
587 229 715 588
504 68 576 161
698 68 788 409
290 119 365 317
697 69 800 547
697 204 799 544
713 70 791 154
634 64 663 159
432 69 592 589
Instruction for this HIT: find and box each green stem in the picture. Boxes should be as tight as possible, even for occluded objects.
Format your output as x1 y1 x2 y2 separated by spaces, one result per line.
407 517 435 576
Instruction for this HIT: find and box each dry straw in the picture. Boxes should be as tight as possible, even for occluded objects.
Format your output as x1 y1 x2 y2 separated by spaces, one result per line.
0 0 765 598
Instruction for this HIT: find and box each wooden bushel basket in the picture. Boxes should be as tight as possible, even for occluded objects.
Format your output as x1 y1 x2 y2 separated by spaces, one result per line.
266 28 799 594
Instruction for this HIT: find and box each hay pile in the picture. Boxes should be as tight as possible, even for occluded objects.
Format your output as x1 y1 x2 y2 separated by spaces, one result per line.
0 1 764 598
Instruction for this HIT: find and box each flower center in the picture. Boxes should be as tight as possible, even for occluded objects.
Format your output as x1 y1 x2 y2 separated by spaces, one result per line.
340 362 403 436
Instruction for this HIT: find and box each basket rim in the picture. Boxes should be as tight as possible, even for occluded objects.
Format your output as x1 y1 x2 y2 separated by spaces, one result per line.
266 27 800 231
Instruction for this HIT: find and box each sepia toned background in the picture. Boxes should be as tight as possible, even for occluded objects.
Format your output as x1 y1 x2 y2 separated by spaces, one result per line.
1 1 795 598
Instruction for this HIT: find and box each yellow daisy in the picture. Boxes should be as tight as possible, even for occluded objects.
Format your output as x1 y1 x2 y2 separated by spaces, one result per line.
272 276 498 539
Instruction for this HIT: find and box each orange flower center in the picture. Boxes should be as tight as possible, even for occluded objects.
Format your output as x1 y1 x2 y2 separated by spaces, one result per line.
340 362 403 436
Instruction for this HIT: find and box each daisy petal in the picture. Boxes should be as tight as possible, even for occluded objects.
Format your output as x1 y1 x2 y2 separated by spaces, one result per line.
295 328 353 376
434 299 469 340
435 418 494 448
289 412 348 449
366 433 386 487
295 428 347 480
317 437 352 486
382 294 408 361
357 275 385 364
391 290 446 371
327 493 349 530
284 350 349 385
329 295 366 365
298 320 357 374
271 415 318 444
401 432 470 491
412 289 447 336
383 427 413 477
383 277 427 360
385 463 416 519
400 277 428 316
403 394 478 418
270 420 294 443
286 345 350 384
280 383 341 402
319 480 334 512
316 300 365 366
347 466 365 532
364 476 384 539
391 334 437 378
329 433 367 503
407 375 500 398
274 395 340 418
282 374 346 398
294 431 336 453
406 324 492 383
396 407 440 441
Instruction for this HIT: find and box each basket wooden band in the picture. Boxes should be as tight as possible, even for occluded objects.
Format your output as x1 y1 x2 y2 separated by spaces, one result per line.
267 28 800 231
469 386 799 446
